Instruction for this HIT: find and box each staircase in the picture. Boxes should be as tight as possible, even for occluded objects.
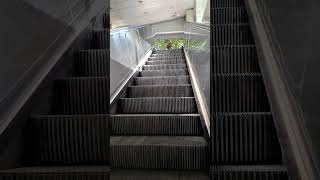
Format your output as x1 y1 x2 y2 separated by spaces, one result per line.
210 0 288 179
0 0 291 179
0 14 110 179
110 49 210 179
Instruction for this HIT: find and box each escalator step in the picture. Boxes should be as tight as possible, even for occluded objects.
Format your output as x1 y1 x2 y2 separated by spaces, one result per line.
111 114 202 135
88 29 108 49
210 165 288 180
75 50 109 77
0 166 109 180
111 169 210 180
213 24 254 45
119 97 197 114
212 0 245 8
211 113 282 164
29 115 109 165
111 136 208 170
146 59 185 65
213 74 270 112
149 56 185 61
128 85 193 97
150 54 184 58
153 49 182 54
143 64 187 70
134 76 190 86
102 13 109 29
213 45 260 73
140 70 188 77
213 7 248 24
54 77 109 115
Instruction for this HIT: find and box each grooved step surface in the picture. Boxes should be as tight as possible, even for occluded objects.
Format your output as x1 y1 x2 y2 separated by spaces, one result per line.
55 77 109 115
213 74 270 112
128 85 193 97
111 114 202 135
213 46 259 73
210 165 288 180
153 50 183 54
140 70 188 77
143 64 187 70
89 30 108 49
146 59 185 65
134 76 190 86
212 0 245 8
149 57 185 60
211 113 282 164
213 24 254 45
111 136 208 170
213 7 248 24
111 169 210 180
150 54 183 57
0 166 109 180
75 50 109 77
30 115 109 165
119 97 197 114
102 13 109 28
152 51 182 54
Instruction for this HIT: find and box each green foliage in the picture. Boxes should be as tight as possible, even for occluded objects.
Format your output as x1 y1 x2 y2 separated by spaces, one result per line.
152 38 208 51
153 39 186 50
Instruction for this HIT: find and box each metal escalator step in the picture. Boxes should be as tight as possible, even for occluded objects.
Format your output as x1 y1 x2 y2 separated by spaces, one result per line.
128 85 193 97
55 77 109 115
150 53 184 57
111 136 208 170
149 56 185 61
213 73 270 112
213 45 260 73
140 70 188 77
151 50 183 54
146 59 185 65
153 49 183 54
210 165 288 180
29 115 109 165
75 50 109 77
102 13 109 29
111 169 210 180
134 76 190 86
119 97 197 113
213 24 254 45
143 64 187 70
88 29 108 49
0 166 109 180
111 114 202 135
213 7 248 24
211 112 282 164
212 0 245 8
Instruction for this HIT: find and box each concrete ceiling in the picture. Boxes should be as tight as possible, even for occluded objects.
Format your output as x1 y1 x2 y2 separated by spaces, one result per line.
110 0 194 29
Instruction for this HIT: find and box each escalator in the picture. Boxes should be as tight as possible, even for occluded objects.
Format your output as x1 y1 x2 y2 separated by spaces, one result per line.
0 0 293 179
0 15 110 180
110 49 210 179
210 0 288 179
